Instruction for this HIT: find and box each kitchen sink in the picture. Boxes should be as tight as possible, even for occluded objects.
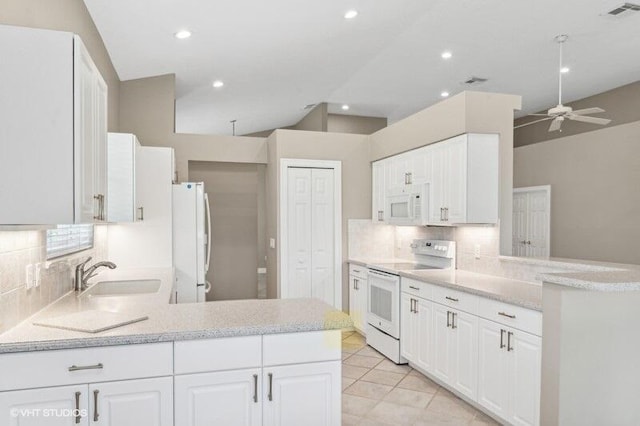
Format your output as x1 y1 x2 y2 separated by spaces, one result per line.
82 279 161 297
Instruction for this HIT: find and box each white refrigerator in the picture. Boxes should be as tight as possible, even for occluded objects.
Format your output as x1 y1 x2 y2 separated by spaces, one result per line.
173 182 211 303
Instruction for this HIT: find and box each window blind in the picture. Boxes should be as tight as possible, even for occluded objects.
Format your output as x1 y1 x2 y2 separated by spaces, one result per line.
46 224 94 259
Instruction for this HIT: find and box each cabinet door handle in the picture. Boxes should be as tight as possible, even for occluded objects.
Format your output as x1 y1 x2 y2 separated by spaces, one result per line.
500 329 506 349
444 207 449 222
75 391 81 424
378 210 383 221
451 312 457 329
507 332 513 352
440 207 444 221
446 311 451 328
407 172 412 184
138 206 144 221
253 374 258 403
93 389 99 422
69 363 103 372
413 299 418 314
353 279 357 290
409 285 420 291
498 312 516 319
93 195 101 220
268 372 273 401
445 296 459 302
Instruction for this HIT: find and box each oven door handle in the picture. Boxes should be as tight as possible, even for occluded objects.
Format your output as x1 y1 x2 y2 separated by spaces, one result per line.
367 270 398 279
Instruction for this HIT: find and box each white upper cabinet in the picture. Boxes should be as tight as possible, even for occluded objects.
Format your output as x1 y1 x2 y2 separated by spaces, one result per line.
107 133 143 222
0 25 107 224
371 161 387 222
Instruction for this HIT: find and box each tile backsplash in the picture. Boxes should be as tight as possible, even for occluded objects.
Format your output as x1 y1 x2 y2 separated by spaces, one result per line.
0 226 107 334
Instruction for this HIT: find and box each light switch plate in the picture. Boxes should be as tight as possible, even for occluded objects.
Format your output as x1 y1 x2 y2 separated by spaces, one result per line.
34 263 42 288
474 244 481 259
269 238 276 249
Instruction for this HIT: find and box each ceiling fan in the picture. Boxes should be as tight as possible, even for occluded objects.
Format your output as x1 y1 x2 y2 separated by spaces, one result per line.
515 34 612 132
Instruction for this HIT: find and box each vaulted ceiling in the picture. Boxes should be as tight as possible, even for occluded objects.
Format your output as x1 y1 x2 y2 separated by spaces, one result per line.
84 0 640 136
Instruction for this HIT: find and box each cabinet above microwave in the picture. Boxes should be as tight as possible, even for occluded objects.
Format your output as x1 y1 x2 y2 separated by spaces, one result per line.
372 133 499 226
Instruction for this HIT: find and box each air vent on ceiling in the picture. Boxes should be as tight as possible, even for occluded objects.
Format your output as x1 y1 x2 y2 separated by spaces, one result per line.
607 2 640 15
462 76 488 86
303 103 316 110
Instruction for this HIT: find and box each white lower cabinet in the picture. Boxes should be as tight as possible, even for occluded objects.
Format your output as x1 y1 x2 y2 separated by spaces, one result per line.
175 369 262 426
0 384 89 426
348 264 368 335
400 293 434 373
477 318 541 426
263 361 340 426
89 377 173 426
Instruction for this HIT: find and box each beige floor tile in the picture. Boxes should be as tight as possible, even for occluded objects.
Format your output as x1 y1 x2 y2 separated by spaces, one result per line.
364 401 423 425
382 387 434 409
344 380 393 400
342 377 356 390
360 369 406 386
375 359 413 374
358 418 395 426
343 342 366 353
342 330 355 340
342 394 379 417
470 412 501 425
343 351 354 360
397 374 439 394
342 412 361 425
344 355 383 369
356 346 385 359
424 394 478 420
344 333 367 345
343 364 371 380
414 410 470 426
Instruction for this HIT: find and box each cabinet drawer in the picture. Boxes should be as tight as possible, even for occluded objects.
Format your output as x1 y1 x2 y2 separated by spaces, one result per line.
431 285 478 315
401 277 435 300
0 342 173 391
175 336 262 375
263 330 341 366
478 298 542 336
349 264 368 280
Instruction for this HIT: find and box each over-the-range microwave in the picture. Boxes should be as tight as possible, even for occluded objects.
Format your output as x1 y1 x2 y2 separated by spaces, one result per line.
386 183 429 226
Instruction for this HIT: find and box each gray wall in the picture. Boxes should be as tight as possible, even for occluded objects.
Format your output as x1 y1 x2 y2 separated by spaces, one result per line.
0 0 121 132
327 114 387 135
514 120 640 264
189 161 266 301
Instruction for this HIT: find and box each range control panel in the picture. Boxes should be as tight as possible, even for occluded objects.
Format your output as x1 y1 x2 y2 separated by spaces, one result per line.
411 239 456 259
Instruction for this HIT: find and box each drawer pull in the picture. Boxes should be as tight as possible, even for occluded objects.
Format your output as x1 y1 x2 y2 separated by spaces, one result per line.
68 363 104 372
74 391 81 424
445 296 459 302
353 269 361 273
409 286 420 291
498 312 516 319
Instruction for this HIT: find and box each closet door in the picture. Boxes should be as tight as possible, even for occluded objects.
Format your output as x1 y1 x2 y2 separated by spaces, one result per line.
286 168 313 298
310 168 335 306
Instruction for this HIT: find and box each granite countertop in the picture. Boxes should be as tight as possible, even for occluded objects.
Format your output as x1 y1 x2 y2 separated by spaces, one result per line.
537 270 640 292
400 269 542 311
0 267 352 354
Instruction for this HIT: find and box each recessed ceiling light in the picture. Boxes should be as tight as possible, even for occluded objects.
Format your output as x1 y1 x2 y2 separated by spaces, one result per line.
344 10 358 19
341 104 350 111
212 80 224 88
441 51 452 59
441 91 450 98
175 30 192 39
560 67 570 74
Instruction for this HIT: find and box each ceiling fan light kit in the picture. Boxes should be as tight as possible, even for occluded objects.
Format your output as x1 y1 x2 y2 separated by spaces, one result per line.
515 34 612 132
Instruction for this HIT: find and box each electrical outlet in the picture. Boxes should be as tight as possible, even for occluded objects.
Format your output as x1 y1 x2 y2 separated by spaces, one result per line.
25 264 34 289
34 263 42 288
474 244 481 259
269 238 276 249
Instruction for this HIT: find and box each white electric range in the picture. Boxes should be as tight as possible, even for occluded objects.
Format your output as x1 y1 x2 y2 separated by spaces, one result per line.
366 240 456 364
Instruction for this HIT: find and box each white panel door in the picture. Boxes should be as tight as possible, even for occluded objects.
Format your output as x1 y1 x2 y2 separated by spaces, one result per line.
89 377 172 426
0 385 89 426
512 192 529 256
444 136 468 223
428 144 447 223
263 361 340 426
400 293 418 363
451 310 478 400
311 168 335 306
175 369 261 426
415 297 435 373
477 319 509 420
528 190 550 258
372 161 386 222
411 146 431 184
286 168 313 298
93 72 108 219
508 330 542 426
349 275 366 333
432 303 453 385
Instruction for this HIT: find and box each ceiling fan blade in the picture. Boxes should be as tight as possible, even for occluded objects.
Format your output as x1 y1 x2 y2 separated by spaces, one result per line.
548 117 563 132
514 116 554 129
570 107 605 116
528 113 551 117
568 115 611 125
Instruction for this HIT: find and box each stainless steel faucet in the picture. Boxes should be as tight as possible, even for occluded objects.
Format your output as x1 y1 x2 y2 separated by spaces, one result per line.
74 257 117 292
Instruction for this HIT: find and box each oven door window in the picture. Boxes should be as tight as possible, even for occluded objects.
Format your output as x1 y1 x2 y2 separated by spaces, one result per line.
370 285 393 322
